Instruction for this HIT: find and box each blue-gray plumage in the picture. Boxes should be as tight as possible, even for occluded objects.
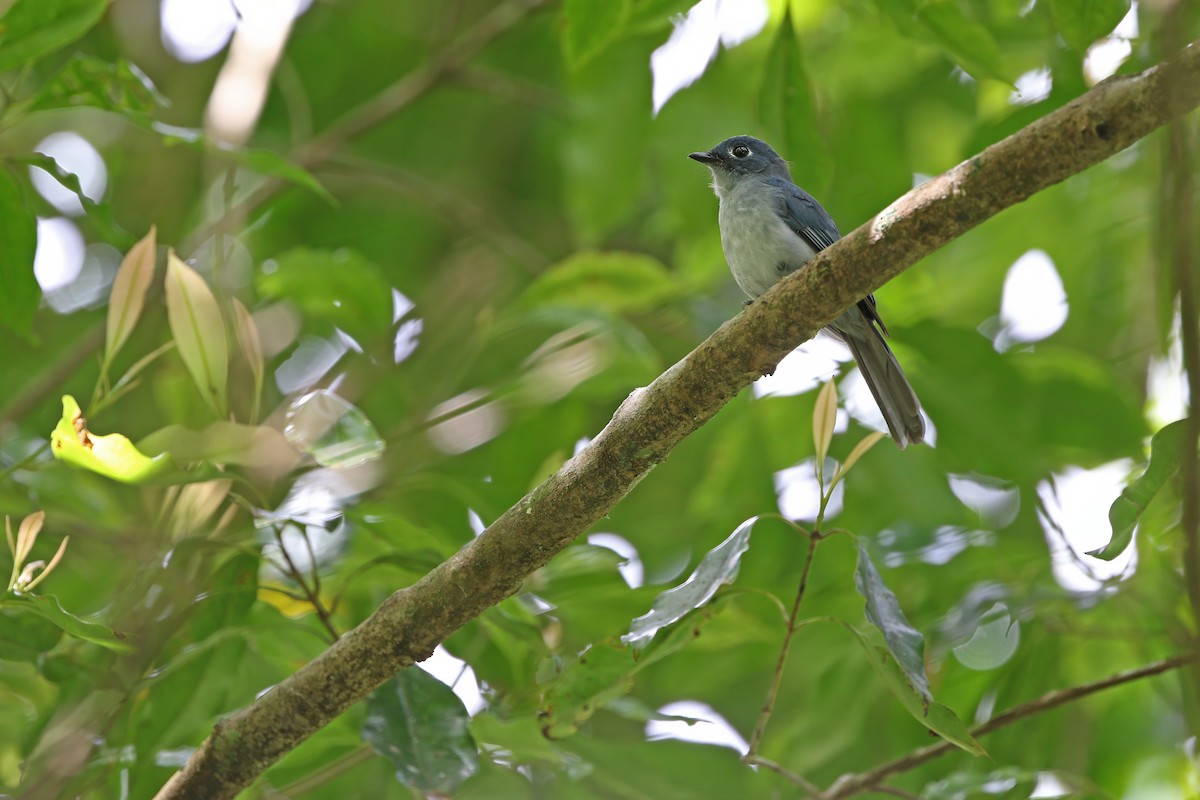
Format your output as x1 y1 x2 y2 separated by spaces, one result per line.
689 135 925 447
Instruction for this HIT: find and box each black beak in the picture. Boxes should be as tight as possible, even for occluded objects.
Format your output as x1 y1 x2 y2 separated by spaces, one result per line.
688 150 721 165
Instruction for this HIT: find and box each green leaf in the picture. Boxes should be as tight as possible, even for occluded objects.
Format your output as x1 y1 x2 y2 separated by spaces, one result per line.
189 554 259 639
521 251 678 315
362 668 479 793
624 517 754 644
138 421 300 472
236 147 335 204
14 153 126 245
256 247 393 339
544 601 728 738
105 226 157 368
757 12 831 194
50 395 174 484
0 606 63 661
0 169 39 337
839 621 984 756
31 55 166 116
470 714 592 778
871 0 1010 83
1048 0 1130 51
561 0 631 70
854 539 930 703
147 123 332 202
540 643 638 738
2 594 131 652
165 250 228 415
1092 419 1188 560
0 0 107 72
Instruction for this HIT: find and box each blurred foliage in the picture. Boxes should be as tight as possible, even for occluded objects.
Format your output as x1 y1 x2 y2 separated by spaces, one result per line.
0 0 1198 798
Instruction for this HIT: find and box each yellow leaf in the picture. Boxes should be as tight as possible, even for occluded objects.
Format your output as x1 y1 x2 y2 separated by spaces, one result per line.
105 226 157 367
812 381 837 467
232 298 264 392
49 396 173 484
165 250 228 414
258 583 327 619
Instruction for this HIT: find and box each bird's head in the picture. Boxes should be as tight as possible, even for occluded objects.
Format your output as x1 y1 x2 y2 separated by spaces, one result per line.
689 135 791 192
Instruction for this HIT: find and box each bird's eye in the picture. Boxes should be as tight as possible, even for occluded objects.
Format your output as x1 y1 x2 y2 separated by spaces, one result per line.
732 145 750 158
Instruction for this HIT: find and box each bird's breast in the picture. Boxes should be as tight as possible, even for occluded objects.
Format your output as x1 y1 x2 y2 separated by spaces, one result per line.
717 185 817 299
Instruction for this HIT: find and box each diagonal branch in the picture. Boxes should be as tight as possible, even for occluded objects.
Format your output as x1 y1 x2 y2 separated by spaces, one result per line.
155 40 1200 800
822 651 1199 799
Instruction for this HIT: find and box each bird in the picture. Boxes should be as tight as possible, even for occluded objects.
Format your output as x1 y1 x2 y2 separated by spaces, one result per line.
689 135 925 448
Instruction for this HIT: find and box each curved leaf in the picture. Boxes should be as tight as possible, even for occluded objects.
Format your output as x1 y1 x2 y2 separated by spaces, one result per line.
165 250 228 415
521 251 678 315
0 0 107 72
624 516 755 644
839 621 984 756
855 538 930 703
139 422 299 473
232 298 265 412
0 170 39 337
1049 0 1130 51
2 594 131 652
812 381 837 468
51 395 174 484
1092 419 1188 560
105 226 157 367
362 668 479 793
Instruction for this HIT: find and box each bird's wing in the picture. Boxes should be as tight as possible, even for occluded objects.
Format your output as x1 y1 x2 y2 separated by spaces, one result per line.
770 177 889 337
769 177 841 253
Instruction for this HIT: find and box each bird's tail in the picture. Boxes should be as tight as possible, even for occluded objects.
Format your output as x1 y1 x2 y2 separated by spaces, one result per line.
840 329 925 448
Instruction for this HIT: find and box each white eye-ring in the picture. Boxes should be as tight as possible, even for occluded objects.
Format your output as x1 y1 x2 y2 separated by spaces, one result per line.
731 144 751 158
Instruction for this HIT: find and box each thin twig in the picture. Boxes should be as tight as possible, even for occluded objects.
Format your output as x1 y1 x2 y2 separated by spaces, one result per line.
743 754 822 797
822 652 1199 799
273 528 339 643
746 532 821 757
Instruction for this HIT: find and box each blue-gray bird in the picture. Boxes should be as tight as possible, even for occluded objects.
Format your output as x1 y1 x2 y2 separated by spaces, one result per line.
690 135 925 447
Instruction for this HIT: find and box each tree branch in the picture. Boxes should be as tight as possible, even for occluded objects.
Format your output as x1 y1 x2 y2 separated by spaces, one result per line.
155 41 1200 800
822 651 1199 799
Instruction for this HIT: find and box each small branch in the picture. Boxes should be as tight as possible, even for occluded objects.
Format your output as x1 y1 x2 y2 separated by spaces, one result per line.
822 652 1199 799
746 533 820 757
743 754 822 797
273 528 339 644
